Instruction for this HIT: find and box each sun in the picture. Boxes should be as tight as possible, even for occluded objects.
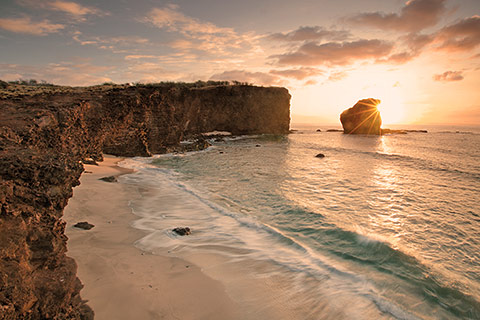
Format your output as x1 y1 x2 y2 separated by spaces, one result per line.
376 88 407 125
377 99 406 125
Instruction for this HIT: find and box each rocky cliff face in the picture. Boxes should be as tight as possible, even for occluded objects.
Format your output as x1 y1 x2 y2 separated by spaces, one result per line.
0 83 290 319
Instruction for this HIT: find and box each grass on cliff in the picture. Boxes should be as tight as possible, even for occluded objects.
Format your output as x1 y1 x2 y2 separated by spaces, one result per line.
0 79 256 99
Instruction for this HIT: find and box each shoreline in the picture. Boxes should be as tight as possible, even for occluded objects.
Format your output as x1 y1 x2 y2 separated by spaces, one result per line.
63 155 238 320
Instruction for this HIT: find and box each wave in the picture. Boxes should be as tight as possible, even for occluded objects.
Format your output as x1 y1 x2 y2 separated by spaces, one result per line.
312 222 480 318
120 160 480 319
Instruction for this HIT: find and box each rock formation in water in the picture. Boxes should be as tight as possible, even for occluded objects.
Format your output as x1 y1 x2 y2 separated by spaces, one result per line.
0 82 290 319
340 98 382 135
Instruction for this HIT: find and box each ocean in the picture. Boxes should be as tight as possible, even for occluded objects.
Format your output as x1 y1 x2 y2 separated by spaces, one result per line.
119 125 480 320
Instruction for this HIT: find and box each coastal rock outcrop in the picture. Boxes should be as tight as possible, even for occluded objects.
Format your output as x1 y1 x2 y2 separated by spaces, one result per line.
340 98 382 135
0 82 290 319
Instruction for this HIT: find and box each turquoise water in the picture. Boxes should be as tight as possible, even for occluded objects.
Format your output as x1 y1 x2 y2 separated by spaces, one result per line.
120 126 480 319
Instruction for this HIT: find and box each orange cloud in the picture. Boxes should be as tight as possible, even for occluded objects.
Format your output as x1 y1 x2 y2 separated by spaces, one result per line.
210 70 284 86
348 0 446 33
48 1 102 18
146 5 235 36
268 26 350 42
273 39 393 66
328 71 348 81
303 79 317 86
0 61 113 85
17 0 105 20
435 16 480 52
0 16 64 35
72 32 150 51
269 67 322 80
433 71 464 81
145 5 259 57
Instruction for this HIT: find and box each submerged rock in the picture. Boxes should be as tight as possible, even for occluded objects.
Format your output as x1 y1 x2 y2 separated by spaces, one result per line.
406 129 428 133
179 137 211 153
315 153 325 158
172 227 191 236
381 128 407 135
340 98 382 135
99 176 117 183
73 222 95 230
316 129 322 132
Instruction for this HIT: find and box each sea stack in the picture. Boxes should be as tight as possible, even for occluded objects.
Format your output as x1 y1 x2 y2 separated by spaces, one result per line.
340 98 382 135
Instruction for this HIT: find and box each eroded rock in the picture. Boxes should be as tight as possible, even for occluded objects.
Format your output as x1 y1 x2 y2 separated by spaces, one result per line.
73 222 95 230
172 227 191 236
82 158 98 165
340 98 382 135
99 176 117 183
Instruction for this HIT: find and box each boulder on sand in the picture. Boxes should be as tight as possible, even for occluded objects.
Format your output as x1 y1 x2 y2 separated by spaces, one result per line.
340 98 382 135
172 227 191 236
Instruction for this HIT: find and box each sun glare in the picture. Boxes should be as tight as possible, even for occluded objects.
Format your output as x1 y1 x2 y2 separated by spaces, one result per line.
377 98 406 125
370 84 407 125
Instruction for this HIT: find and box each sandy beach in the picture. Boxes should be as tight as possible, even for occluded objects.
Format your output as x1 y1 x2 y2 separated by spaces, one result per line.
63 155 238 320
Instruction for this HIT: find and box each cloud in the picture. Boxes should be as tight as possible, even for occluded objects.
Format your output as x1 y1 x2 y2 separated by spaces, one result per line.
267 26 350 42
348 0 446 33
303 79 317 86
269 67 322 80
124 55 159 60
144 5 259 57
403 32 435 52
17 0 105 21
48 1 103 19
72 32 150 51
209 70 284 86
272 39 394 66
0 17 65 36
433 71 464 81
328 71 348 81
380 51 417 64
119 61 186 83
0 61 113 85
0 16 64 35
435 16 480 52
169 39 197 50
377 32 434 64
145 4 233 35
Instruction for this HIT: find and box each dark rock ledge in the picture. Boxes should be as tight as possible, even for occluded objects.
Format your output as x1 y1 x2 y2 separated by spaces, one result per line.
0 83 290 319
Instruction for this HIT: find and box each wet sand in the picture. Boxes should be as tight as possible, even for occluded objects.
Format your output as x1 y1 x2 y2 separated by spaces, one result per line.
63 155 237 320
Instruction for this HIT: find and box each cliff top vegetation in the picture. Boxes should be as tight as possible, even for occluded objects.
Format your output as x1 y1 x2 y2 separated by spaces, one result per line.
0 79 257 99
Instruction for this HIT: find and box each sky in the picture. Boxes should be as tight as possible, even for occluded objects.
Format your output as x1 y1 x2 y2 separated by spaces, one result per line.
1 0 479 125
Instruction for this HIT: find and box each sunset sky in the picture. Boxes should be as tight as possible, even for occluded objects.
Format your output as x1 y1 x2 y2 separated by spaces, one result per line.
1 0 479 125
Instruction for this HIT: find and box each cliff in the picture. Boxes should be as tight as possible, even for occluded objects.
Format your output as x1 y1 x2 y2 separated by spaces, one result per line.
0 83 290 319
